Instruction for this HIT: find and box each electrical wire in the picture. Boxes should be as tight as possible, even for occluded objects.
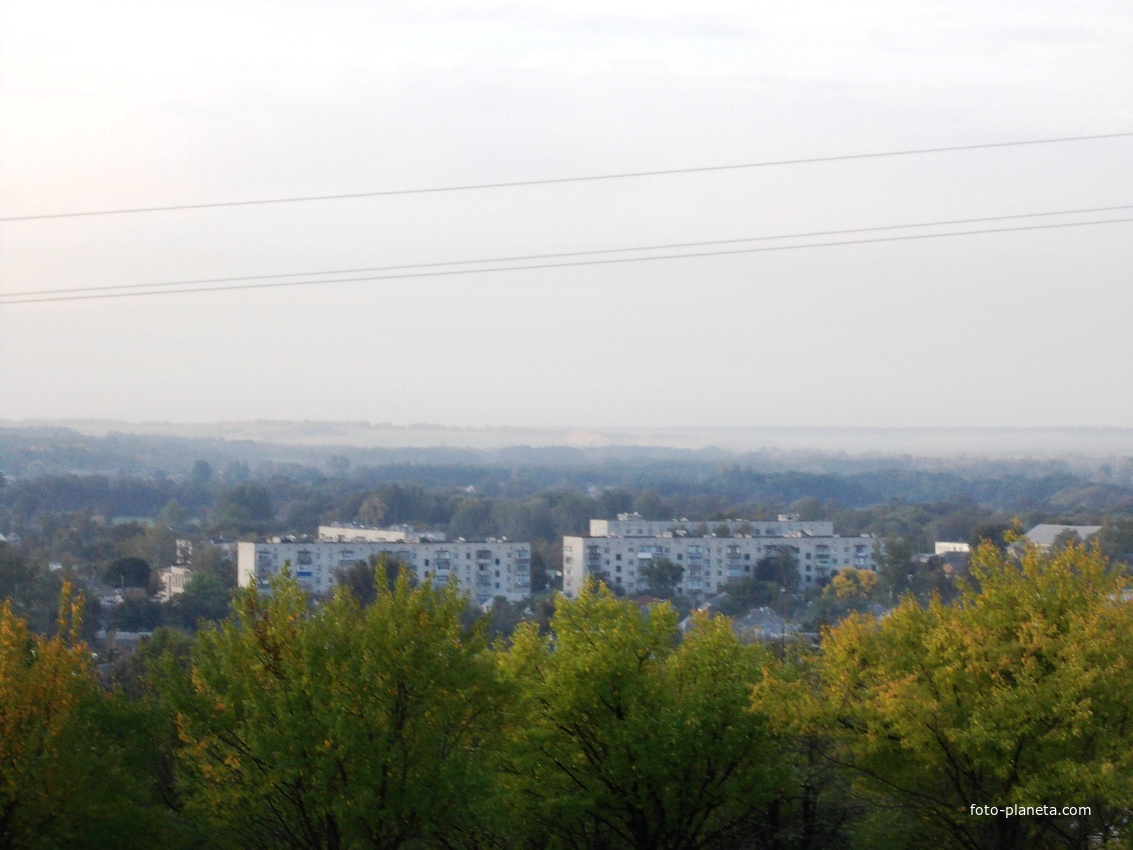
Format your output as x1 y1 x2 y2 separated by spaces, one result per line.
3 215 1130 306
2 131 1130 222
5 203 1131 300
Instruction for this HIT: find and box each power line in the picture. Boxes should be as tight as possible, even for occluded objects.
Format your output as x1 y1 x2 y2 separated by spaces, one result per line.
5 203 1131 301
3 215 1131 306
2 131 1131 223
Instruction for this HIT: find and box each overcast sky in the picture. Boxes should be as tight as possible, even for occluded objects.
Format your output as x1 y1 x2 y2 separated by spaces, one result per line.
2 0 1131 430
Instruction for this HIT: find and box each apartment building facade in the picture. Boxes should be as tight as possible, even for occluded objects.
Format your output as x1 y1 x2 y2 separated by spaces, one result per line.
562 513 874 598
237 535 532 603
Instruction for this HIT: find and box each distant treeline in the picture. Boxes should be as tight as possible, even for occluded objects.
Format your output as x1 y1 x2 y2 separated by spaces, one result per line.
2 463 1131 530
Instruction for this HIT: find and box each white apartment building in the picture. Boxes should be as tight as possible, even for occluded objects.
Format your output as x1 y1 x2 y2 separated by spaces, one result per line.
157 565 193 603
563 513 874 598
238 537 532 603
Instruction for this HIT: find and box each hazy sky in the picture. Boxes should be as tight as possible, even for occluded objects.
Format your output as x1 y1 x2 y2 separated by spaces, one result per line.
2 0 1131 429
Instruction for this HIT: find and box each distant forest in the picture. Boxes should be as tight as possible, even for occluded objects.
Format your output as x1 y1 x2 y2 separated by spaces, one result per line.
5 424 1133 517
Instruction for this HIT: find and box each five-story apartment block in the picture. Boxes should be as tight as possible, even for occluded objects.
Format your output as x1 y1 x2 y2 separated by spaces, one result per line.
563 513 874 598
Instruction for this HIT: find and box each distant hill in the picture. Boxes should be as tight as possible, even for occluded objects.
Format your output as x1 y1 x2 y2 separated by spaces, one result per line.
4 419 1133 457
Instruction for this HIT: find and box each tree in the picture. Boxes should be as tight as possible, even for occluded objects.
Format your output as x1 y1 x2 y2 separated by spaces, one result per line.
355 493 386 527
447 497 494 540
211 484 273 533
755 546 800 591
113 594 166 631
0 586 180 848
104 555 151 588
0 544 62 634
640 556 684 598
189 542 236 588
159 498 189 529
333 554 410 607
814 541 1133 849
498 584 784 850
166 573 232 629
716 574 779 616
189 460 213 488
164 570 507 850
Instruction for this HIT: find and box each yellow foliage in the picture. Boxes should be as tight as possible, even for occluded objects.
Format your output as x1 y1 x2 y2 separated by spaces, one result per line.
823 566 878 602
0 589 94 842
813 541 1133 846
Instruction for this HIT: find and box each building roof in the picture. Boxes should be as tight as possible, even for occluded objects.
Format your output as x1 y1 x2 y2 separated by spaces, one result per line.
1024 524 1102 547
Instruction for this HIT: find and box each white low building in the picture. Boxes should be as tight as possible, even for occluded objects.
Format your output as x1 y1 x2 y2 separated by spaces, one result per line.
238 537 532 603
563 514 874 598
1024 524 1102 550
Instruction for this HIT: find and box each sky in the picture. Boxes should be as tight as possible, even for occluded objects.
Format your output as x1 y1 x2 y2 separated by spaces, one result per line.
1 0 1132 430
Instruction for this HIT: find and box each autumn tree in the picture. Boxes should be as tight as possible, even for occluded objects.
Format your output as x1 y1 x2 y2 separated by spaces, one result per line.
0 586 182 849
499 584 784 850
814 542 1133 849
164 569 508 850
808 567 882 626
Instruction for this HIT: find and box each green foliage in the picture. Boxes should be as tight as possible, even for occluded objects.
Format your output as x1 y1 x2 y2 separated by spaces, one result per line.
499 584 784 850
334 554 411 607
164 569 508 849
815 542 1133 849
969 521 1016 550
755 546 800 591
715 574 779 616
0 544 62 634
103 555 151 588
355 493 386 526
210 483 273 533
639 556 685 599
108 626 195 700
189 460 213 488
188 542 236 587
447 496 494 540
112 594 165 631
166 572 232 629
0 588 183 849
